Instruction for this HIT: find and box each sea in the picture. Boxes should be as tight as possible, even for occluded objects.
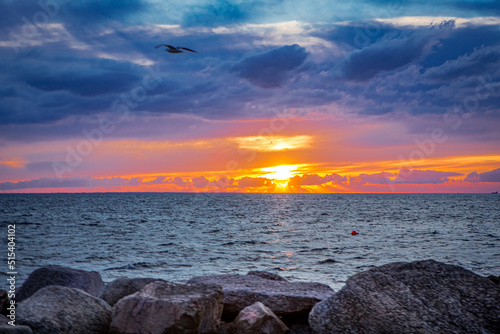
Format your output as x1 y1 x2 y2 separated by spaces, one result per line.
1 193 499 291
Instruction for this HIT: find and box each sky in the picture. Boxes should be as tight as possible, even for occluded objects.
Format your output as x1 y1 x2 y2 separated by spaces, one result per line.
0 0 499 193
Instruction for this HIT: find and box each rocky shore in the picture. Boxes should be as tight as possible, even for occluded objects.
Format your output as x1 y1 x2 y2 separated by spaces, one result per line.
1 259 499 334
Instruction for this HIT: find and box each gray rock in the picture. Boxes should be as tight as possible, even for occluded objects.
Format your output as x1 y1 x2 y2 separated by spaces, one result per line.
247 271 288 282
228 302 288 334
17 285 112 334
0 314 32 333
109 281 224 334
187 274 334 319
0 325 33 334
16 265 104 302
309 259 500 334
100 277 163 306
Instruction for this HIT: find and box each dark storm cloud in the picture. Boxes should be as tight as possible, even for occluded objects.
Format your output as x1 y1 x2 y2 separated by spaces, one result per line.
423 45 500 82
231 44 308 88
23 59 141 97
1 0 148 37
339 21 454 81
1 0 500 143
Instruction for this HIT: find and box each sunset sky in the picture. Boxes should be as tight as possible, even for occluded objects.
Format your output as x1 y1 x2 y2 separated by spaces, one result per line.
1 0 499 193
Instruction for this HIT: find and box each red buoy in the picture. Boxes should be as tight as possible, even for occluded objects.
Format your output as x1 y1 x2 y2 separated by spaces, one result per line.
351 230 357 235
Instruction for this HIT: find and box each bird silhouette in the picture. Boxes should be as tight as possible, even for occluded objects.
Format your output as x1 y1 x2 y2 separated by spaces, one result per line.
155 44 198 53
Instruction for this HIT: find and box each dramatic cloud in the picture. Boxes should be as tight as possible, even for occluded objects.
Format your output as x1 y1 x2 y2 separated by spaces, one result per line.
352 172 395 185
0 167 497 192
350 170 462 185
393 169 462 184
465 168 500 182
231 44 308 88
340 21 454 81
423 45 500 82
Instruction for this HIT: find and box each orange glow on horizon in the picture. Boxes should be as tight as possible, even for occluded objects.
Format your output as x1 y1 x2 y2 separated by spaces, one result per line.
260 165 303 180
234 135 313 152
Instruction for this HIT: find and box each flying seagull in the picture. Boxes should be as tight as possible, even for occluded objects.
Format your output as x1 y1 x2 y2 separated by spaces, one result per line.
155 44 198 53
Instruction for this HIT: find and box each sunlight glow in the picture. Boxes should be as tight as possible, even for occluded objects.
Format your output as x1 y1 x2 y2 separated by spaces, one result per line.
261 165 302 180
234 135 313 152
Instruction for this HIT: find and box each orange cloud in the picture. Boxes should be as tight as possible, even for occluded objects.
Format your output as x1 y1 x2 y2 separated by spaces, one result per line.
0 158 26 168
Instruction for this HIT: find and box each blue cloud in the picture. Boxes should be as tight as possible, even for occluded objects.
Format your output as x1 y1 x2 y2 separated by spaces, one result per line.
423 45 500 82
182 0 248 27
0 0 500 144
24 59 141 97
231 44 308 88
448 0 500 15
339 21 454 81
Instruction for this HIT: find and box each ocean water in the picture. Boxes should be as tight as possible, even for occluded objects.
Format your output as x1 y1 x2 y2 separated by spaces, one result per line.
1 193 499 291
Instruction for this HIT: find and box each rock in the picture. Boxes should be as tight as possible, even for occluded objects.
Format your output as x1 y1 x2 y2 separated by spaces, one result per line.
0 314 33 333
0 325 33 334
309 259 500 334
109 281 224 334
487 275 500 285
17 285 112 334
16 265 104 302
247 271 288 282
227 302 288 334
187 274 334 319
100 277 163 306
0 290 8 316
287 324 315 334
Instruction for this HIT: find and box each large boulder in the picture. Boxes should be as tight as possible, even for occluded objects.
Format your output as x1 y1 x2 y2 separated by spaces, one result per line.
247 271 288 282
100 277 163 306
109 281 224 334
187 274 334 319
0 315 33 334
0 326 33 334
309 259 500 334
17 285 112 334
227 302 288 334
16 266 104 302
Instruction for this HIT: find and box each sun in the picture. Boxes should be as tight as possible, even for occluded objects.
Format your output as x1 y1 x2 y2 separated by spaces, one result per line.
261 165 302 180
